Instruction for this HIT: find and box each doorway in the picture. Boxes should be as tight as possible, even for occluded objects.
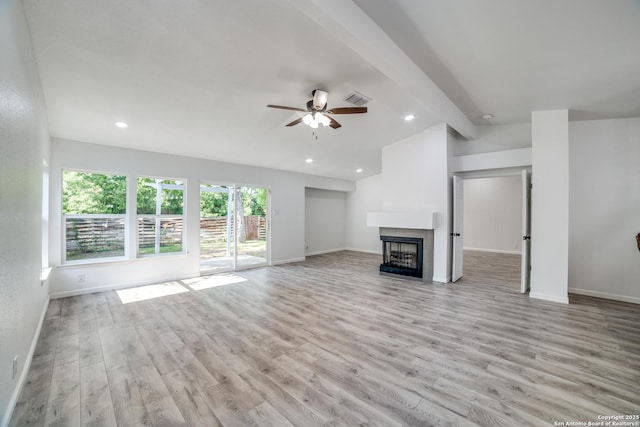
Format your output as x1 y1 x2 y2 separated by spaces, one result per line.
451 170 531 293
199 183 269 274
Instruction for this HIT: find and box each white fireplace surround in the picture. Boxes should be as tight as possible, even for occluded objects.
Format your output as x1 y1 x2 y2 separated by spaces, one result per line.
366 212 436 230
367 211 436 282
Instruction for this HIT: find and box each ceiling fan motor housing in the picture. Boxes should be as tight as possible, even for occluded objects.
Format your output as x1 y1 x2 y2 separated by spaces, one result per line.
311 89 328 110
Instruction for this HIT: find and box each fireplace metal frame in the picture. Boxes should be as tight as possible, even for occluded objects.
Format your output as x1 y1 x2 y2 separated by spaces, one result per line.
379 235 423 278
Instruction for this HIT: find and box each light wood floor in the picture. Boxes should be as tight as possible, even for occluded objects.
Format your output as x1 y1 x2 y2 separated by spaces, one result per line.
10 251 640 426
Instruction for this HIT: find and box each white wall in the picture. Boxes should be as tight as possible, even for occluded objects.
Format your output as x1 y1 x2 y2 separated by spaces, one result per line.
49 138 354 298
530 110 569 304
304 188 346 255
453 148 531 173
454 122 531 156
463 176 522 254
381 123 453 282
569 118 640 303
0 0 51 422
345 174 383 253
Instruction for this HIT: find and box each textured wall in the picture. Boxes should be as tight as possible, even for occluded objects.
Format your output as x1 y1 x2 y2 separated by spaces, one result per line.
0 0 51 422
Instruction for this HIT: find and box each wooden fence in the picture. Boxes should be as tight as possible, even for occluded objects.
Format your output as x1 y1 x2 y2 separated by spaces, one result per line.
65 217 125 258
200 216 266 242
66 216 267 257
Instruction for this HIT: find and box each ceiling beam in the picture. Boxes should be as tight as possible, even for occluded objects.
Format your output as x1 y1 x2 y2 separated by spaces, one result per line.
287 0 476 140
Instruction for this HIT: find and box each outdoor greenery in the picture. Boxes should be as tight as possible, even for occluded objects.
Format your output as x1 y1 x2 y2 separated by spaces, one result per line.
63 173 266 218
63 171 126 214
200 185 266 217
200 185 230 217
63 172 267 260
137 177 184 215
138 243 183 255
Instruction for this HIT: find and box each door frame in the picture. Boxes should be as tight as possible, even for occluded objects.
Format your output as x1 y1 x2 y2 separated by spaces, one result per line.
234 184 271 271
451 168 532 290
199 181 271 273
451 175 464 282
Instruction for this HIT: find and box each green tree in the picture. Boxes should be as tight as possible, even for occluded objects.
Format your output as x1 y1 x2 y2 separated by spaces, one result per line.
63 171 126 214
237 187 267 217
137 178 183 214
200 186 230 217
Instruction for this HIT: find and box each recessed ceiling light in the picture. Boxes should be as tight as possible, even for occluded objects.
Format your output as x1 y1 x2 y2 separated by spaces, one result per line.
114 121 128 128
356 168 363 173
404 114 415 121
305 158 313 163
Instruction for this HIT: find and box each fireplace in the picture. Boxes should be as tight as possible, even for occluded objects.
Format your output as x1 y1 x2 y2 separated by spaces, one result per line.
380 235 423 278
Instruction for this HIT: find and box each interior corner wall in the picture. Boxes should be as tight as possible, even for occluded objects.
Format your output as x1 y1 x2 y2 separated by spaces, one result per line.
530 110 569 304
304 188 347 255
48 138 354 298
345 174 382 253
463 176 522 254
0 0 51 423
568 118 640 304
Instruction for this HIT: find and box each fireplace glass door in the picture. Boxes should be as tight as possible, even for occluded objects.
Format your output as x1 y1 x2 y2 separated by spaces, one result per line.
384 242 418 269
380 235 423 278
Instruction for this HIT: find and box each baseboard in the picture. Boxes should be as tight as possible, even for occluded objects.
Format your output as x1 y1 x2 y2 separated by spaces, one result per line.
305 248 346 256
3 297 50 427
432 276 450 284
464 247 522 255
529 291 569 304
569 288 640 305
271 257 306 266
345 247 382 255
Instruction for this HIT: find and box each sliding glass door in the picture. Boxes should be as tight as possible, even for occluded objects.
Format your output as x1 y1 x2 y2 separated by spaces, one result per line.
200 183 268 274
236 186 268 269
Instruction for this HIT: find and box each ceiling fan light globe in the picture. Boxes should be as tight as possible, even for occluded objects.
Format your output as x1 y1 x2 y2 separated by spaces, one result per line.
309 121 319 129
302 114 313 125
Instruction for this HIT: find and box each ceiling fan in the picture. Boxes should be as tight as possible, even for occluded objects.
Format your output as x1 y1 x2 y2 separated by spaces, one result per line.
267 90 367 129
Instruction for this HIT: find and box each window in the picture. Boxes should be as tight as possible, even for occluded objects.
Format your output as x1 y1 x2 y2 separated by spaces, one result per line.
62 170 127 262
137 177 185 256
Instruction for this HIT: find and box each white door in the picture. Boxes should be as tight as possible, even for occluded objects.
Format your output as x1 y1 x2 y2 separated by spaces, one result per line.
452 176 464 282
521 170 532 293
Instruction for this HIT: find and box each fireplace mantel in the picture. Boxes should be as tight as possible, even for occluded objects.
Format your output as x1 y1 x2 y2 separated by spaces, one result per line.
366 212 436 230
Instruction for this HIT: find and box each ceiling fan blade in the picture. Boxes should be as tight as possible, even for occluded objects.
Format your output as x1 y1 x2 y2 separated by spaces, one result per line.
285 117 303 127
325 107 367 114
328 116 342 129
267 104 308 112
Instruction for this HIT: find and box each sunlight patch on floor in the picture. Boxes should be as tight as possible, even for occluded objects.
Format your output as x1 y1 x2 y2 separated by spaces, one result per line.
117 281 189 304
184 273 248 290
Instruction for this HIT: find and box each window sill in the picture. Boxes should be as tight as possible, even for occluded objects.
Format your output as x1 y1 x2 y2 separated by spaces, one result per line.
57 252 189 269
41 267 52 282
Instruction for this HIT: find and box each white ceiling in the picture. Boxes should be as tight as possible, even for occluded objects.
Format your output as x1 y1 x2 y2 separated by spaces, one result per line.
22 0 640 180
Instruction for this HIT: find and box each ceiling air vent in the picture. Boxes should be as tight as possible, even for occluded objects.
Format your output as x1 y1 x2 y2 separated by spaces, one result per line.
344 91 372 106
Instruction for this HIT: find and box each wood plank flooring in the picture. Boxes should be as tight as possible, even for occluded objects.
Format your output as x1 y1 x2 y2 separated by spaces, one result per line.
10 251 640 426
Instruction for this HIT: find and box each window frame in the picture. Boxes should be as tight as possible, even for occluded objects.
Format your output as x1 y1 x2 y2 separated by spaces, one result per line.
136 176 186 257
61 169 129 265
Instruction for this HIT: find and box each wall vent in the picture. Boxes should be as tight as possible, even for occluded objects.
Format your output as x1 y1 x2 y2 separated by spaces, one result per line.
344 91 372 106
